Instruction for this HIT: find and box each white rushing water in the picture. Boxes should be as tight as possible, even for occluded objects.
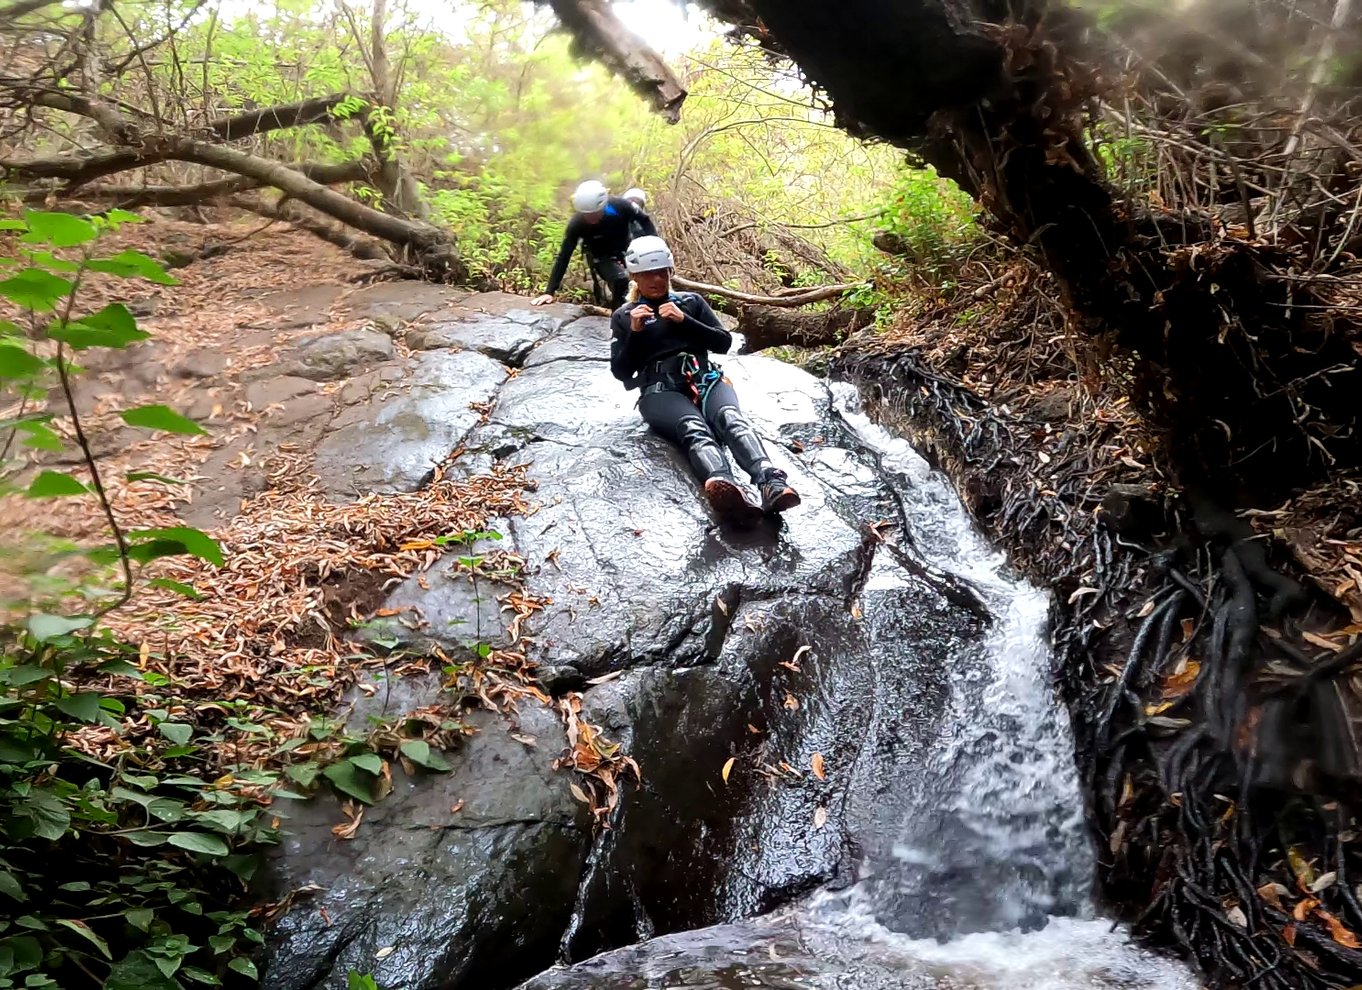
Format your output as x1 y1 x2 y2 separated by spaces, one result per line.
789 385 1199 989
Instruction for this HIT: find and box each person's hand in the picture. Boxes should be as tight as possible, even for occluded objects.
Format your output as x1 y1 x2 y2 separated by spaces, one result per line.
531 294 554 306
630 305 655 332
657 301 684 323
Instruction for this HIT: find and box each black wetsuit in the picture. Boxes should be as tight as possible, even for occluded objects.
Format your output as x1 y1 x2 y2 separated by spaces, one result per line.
627 210 653 242
545 197 657 309
610 292 786 488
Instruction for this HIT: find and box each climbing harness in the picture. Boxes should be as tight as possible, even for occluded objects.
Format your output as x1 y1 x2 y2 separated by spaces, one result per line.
680 352 726 416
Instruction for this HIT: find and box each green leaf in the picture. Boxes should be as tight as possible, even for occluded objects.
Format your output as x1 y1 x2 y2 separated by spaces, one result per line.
22 211 98 248
25 470 88 498
121 404 205 435
85 250 178 285
125 907 155 931
102 209 143 225
0 344 43 379
147 578 202 600
322 761 377 805
349 752 384 775
121 830 172 848
284 763 319 788
0 269 72 312
54 918 111 959
180 966 222 985
2 665 52 687
400 739 451 772
228 957 258 980
192 808 251 833
128 527 223 566
106 951 180 990
18 792 69 840
50 303 148 350
18 422 62 451
54 692 101 722
167 832 229 856
2 935 42 971
158 722 193 746
0 872 24 902
26 613 90 641
208 935 235 955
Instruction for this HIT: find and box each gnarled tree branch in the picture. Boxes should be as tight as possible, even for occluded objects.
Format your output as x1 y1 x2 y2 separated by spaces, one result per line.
545 0 686 121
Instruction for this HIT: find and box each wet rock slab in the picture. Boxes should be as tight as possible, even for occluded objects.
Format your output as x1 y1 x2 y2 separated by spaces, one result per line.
260 297 989 990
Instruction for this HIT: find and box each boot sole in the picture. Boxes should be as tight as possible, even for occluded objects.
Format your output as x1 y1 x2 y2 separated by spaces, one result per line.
763 488 802 514
704 478 764 528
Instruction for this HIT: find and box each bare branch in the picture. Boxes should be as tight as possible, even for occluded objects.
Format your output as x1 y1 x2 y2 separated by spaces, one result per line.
206 92 357 140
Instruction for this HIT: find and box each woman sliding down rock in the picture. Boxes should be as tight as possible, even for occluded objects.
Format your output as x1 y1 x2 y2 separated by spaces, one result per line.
609 235 801 526
532 179 656 311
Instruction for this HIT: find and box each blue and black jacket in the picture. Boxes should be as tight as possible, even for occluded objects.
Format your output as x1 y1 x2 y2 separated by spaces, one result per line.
544 196 657 295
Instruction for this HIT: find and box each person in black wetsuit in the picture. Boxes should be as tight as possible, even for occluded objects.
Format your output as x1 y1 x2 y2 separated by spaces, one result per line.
532 180 656 311
622 187 652 240
610 235 801 523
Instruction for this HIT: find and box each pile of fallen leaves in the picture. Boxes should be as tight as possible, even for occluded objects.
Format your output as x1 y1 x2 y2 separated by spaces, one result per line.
1 213 646 829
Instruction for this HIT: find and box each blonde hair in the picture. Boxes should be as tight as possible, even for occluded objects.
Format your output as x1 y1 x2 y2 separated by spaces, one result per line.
626 281 640 303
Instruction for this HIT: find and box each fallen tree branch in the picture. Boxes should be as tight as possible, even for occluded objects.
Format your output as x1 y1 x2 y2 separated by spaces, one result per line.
206 92 356 140
20 159 371 206
673 274 865 306
545 0 686 121
737 302 872 352
231 194 391 262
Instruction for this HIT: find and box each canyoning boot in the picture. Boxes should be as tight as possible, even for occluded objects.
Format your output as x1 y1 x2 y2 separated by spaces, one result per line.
678 416 763 527
703 475 764 528
710 406 799 515
758 472 801 515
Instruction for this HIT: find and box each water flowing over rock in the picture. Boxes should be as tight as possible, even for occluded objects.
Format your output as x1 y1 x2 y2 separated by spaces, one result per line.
254 289 997 990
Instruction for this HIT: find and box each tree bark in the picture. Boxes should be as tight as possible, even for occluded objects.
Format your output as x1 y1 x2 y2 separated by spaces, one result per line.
545 0 687 121
359 0 428 218
672 275 864 307
205 93 355 140
737 303 871 352
21 159 370 206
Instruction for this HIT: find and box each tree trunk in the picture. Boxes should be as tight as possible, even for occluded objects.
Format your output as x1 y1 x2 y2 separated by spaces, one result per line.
348 0 429 219
737 304 871 352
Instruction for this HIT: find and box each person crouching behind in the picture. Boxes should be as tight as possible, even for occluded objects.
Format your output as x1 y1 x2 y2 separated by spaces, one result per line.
609 235 801 524
533 180 655 311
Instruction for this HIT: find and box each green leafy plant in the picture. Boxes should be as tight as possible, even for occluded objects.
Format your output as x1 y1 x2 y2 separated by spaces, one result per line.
0 210 267 988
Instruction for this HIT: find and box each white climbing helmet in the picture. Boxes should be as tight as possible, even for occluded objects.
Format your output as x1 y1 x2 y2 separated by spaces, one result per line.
625 235 674 274
571 180 609 213
623 187 647 206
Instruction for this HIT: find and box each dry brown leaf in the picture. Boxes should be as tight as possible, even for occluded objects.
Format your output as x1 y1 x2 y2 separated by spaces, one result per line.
722 757 735 784
1258 882 1290 909
375 946 394 960
1161 659 1201 699
1226 905 1248 928
569 782 591 805
1283 922 1297 946
746 723 762 735
510 733 537 748
783 693 799 710
1136 598 1156 618
811 752 826 780
330 804 363 840
814 806 827 830
1317 908 1362 948
1293 896 1320 922
450 799 465 814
